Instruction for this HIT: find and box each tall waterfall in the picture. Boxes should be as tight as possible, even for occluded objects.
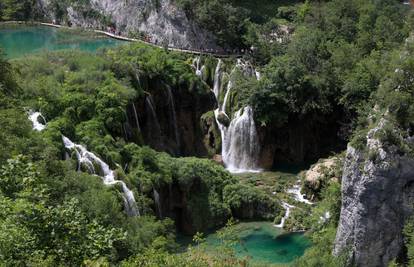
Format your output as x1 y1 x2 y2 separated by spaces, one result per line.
132 103 141 132
211 60 261 173
166 86 180 148
145 95 162 135
27 111 140 217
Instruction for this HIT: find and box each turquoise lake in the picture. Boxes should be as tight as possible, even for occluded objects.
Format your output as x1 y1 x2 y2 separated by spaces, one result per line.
180 222 311 265
0 25 125 58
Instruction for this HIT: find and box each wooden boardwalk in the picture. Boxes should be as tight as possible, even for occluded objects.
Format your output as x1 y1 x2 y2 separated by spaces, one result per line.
2 21 241 58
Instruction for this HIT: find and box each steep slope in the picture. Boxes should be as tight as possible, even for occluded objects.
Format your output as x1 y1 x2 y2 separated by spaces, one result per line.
37 0 220 49
334 119 414 266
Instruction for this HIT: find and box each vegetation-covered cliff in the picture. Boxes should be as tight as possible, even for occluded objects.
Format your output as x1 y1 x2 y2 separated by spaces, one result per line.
1 0 414 266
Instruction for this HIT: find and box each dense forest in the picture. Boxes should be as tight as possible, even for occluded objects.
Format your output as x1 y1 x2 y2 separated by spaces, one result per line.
1 0 414 266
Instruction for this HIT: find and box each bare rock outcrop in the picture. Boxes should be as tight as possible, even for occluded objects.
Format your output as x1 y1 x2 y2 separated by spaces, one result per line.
38 0 220 50
334 119 414 266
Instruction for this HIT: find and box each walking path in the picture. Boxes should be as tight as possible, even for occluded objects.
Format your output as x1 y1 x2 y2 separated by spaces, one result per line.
1 21 243 58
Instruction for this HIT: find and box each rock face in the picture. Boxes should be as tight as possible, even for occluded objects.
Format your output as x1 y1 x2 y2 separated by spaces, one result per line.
257 115 344 169
38 0 219 50
125 82 216 157
334 120 414 266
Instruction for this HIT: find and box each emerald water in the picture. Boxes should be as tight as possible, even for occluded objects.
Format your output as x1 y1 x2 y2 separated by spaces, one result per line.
0 25 125 58
199 222 310 265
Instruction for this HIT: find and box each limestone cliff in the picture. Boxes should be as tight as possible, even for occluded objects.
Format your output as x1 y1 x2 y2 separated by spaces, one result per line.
37 0 220 50
334 119 414 266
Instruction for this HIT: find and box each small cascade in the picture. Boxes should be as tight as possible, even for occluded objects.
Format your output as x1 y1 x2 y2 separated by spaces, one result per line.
153 188 162 218
27 111 140 217
131 103 141 132
193 57 205 78
274 202 295 228
211 60 261 173
319 211 331 224
255 70 261 81
62 136 140 216
287 182 313 205
213 59 223 98
28 111 46 131
166 86 180 148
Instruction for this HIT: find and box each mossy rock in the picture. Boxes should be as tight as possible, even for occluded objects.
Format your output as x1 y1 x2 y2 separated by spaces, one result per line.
216 111 230 127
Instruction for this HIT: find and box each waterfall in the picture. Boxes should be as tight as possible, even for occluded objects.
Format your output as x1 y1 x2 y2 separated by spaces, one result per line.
27 111 140 217
166 86 180 148
153 188 162 218
287 182 313 205
221 81 232 113
213 59 222 98
274 202 295 228
255 70 261 81
193 57 205 78
28 111 46 131
62 136 140 216
145 95 161 135
211 60 261 173
132 103 141 132
221 106 260 173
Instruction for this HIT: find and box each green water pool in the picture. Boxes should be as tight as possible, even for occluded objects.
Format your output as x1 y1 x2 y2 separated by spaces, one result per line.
0 25 125 58
185 222 311 265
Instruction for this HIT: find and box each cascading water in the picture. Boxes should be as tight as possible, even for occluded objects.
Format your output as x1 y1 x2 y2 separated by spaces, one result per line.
166 86 180 148
274 202 295 228
221 106 260 173
153 188 162 218
27 111 140 217
28 110 46 131
145 95 162 135
213 59 223 98
193 57 205 78
62 136 140 216
211 59 261 173
287 182 313 205
132 103 141 132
